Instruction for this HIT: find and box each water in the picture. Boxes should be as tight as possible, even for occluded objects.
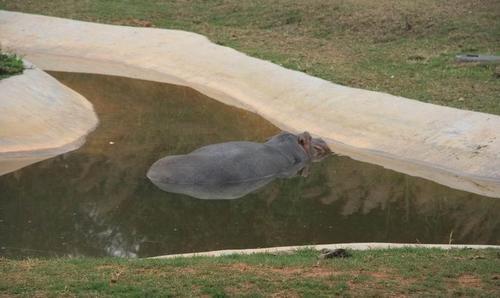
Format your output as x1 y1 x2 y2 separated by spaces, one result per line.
0 72 498 258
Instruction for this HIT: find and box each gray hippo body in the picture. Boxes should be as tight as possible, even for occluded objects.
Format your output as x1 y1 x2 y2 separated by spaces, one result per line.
147 132 330 199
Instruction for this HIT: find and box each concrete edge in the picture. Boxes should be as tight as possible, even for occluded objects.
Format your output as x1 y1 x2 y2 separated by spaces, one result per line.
148 243 500 259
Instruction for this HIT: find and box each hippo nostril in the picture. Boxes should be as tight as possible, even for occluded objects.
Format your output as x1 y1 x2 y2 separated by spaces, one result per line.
318 145 331 154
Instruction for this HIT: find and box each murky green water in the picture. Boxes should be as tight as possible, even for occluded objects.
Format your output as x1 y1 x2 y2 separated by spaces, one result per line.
1 72 498 258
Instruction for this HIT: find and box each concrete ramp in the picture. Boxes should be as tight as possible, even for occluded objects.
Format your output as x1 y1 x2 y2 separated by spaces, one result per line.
1 11 499 197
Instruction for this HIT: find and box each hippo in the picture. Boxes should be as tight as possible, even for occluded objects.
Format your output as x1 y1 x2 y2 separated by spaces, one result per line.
147 131 331 199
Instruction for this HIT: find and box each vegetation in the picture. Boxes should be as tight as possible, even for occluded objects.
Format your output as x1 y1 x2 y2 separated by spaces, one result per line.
1 248 499 296
1 0 499 114
0 51 23 79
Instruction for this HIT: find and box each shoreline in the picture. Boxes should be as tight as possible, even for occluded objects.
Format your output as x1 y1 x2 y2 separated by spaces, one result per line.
149 242 500 259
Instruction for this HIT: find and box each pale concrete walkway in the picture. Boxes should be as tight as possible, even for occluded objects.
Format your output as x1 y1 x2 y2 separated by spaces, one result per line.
1 11 499 197
0 61 98 175
150 243 500 259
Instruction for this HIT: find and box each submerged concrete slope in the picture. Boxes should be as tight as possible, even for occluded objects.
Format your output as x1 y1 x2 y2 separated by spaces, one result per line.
0 61 98 175
1 11 499 197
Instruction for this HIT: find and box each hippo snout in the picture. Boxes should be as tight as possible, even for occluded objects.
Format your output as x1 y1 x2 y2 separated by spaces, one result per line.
311 137 331 162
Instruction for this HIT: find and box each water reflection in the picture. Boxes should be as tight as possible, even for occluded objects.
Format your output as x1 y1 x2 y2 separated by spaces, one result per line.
0 72 498 258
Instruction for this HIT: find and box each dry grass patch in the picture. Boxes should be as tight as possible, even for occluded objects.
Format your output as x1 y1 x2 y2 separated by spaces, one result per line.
457 274 483 288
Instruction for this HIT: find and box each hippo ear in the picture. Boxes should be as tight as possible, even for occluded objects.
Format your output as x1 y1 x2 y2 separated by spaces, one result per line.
298 131 312 146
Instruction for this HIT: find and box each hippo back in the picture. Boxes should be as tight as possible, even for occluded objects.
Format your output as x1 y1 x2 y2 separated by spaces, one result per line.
147 141 306 199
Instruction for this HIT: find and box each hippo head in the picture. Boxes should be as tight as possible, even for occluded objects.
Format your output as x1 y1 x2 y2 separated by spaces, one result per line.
297 132 332 162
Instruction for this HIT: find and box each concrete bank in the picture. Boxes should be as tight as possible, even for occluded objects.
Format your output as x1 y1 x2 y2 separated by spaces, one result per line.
0 61 98 175
1 11 499 197
150 243 500 259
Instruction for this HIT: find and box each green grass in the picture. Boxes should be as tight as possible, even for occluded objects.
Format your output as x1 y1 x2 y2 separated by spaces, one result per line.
0 0 499 114
0 51 23 79
1 248 499 296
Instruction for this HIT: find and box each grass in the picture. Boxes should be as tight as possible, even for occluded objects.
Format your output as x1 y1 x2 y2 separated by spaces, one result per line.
0 51 23 79
1 248 499 296
0 0 499 114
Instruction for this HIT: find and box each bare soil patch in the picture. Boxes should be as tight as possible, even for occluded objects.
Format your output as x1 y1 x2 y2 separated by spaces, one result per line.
457 274 482 288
